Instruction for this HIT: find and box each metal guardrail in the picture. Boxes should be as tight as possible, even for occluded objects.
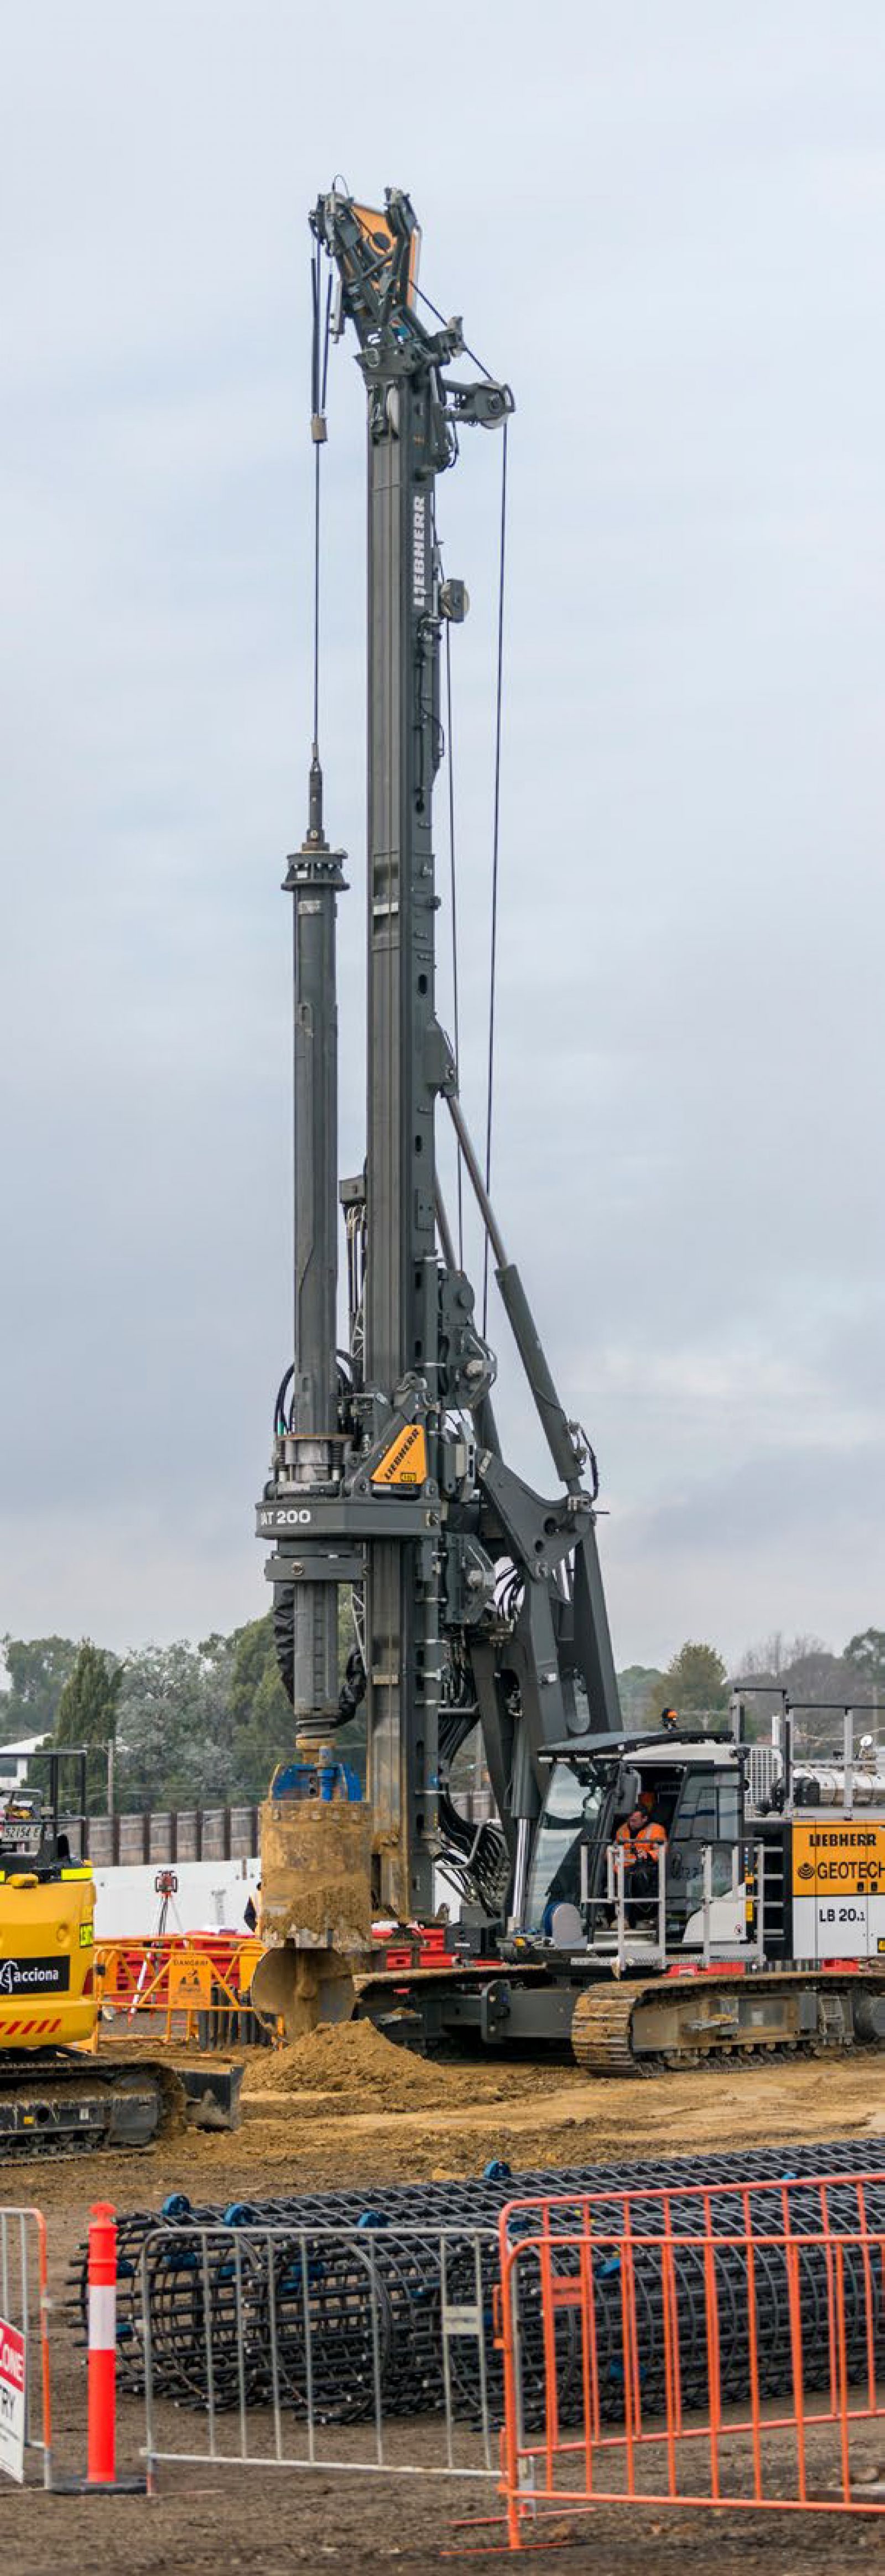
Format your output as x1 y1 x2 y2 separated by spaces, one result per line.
137 2220 502 2491
0 2206 53 2489
580 1838 766 1972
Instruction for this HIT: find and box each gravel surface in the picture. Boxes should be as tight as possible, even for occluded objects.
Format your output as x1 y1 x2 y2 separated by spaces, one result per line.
2 2048 884 2569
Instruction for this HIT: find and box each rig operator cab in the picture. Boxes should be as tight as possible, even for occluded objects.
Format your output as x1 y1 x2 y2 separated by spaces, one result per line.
523 1725 754 1973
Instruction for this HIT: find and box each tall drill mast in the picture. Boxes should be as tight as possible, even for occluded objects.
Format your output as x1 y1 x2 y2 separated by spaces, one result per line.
258 188 620 1933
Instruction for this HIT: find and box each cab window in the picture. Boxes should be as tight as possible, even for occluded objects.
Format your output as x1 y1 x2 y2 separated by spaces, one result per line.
525 1765 603 1928
671 1773 740 1844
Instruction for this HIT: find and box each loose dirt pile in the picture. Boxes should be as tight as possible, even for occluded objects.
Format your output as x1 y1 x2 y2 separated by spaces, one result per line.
242 2017 570 2110
244 2018 447 2102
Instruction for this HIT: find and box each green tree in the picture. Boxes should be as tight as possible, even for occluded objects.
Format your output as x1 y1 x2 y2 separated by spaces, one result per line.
115 1639 237 1810
54 1641 123 1810
1 1635 79 1741
225 1616 293 1800
617 1665 666 1727
844 1630 885 1701
644 1641 728 1726
225 1607 366 1801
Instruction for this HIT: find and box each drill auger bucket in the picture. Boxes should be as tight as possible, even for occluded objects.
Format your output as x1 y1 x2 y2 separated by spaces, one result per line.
253 1793 373 2036
249 1942 358 2037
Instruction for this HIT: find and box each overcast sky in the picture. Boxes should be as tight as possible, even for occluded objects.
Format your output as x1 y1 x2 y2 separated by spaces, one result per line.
2 2 883 1673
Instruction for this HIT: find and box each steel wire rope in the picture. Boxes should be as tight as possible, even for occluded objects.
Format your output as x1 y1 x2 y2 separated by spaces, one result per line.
482 420 509 1335
412 280 496 383
444 617 464 1267
310 242 334 752
381 387 398 1890
430 488 464 1271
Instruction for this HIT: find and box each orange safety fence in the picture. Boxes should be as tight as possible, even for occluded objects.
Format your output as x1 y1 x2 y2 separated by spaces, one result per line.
93 1935 275 2045
496 2168 885 2549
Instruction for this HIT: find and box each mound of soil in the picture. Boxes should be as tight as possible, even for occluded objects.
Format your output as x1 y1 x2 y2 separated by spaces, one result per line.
242 2018 486 2108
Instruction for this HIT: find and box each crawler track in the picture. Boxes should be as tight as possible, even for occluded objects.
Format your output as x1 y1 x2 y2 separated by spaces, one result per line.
571 1968 885 2074
0 2051 184 2157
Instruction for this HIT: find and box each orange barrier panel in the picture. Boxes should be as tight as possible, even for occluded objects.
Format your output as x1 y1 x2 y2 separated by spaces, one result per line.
496 2168 885 2549
94 1935 274 2045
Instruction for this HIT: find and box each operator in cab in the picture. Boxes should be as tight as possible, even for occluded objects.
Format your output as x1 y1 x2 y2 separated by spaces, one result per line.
615 1794 667 1913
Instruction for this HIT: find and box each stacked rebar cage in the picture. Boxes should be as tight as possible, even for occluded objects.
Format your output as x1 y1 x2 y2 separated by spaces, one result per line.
70 2139 885 2429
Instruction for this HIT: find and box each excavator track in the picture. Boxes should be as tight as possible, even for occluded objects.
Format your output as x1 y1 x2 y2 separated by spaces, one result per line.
571 1968 885 2075
0 2053 186 2159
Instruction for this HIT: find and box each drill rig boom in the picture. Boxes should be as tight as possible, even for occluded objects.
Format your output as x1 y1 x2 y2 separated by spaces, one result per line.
252 188 885 2085
257 184 620 1968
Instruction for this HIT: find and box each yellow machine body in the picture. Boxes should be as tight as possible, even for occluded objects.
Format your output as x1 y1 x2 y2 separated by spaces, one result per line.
0 1865 97 2050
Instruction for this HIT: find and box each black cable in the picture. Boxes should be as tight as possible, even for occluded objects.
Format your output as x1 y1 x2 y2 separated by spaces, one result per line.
444 618 464 1267
413 280 494 383
482 419 509 1335
310 243 320 408
273 1365 294 1436
321 270 332 410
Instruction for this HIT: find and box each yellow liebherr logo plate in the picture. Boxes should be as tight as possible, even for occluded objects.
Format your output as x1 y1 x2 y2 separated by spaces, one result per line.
792 1822 885 1896
371 1423 428 1488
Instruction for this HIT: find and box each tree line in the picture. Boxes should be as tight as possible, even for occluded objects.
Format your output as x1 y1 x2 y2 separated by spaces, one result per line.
2 1620 883 1817
618 1628 885 1741
0 1619 351 1813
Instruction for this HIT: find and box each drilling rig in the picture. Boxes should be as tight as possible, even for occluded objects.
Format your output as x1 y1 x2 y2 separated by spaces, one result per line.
252 187 885 2074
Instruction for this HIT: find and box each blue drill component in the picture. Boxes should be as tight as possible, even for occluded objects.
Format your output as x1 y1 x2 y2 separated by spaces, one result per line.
271 1752 362 1804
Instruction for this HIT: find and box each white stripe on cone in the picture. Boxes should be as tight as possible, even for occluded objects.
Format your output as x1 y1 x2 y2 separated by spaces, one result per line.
88 2284 116 2350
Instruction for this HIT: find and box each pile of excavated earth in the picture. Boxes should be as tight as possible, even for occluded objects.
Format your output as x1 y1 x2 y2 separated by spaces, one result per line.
241 2015 564 2105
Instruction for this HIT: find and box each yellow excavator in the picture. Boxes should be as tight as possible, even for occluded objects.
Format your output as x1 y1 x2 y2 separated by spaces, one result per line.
0 1750 183 2157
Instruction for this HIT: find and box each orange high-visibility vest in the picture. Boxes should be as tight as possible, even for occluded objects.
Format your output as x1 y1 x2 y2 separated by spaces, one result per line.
615 1818 667 1868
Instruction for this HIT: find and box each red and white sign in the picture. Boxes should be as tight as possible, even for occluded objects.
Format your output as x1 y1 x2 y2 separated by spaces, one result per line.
0 2318 25 2483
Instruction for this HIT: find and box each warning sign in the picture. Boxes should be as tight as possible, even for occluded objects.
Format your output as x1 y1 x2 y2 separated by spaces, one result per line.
0 2318 25 2484
168 1955 213 2011
371 1423 428 1488
792 1823 885 1898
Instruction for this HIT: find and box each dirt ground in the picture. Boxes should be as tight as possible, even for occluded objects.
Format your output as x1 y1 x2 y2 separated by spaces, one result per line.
3 2044 885 2572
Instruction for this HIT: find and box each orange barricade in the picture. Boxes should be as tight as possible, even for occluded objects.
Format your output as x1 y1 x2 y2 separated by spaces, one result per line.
497 2168 885 2548
94 1935 274 2046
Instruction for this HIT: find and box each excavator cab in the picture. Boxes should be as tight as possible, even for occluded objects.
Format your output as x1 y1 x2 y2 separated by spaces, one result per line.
0 1791 45 1866
0 1747 97 2051
0 1748 86 1878
525 1727 753 1963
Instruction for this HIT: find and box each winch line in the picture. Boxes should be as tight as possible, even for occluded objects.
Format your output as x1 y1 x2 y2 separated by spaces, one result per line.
444 616 464 1267
482 418 509 1336
310 241 333 751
